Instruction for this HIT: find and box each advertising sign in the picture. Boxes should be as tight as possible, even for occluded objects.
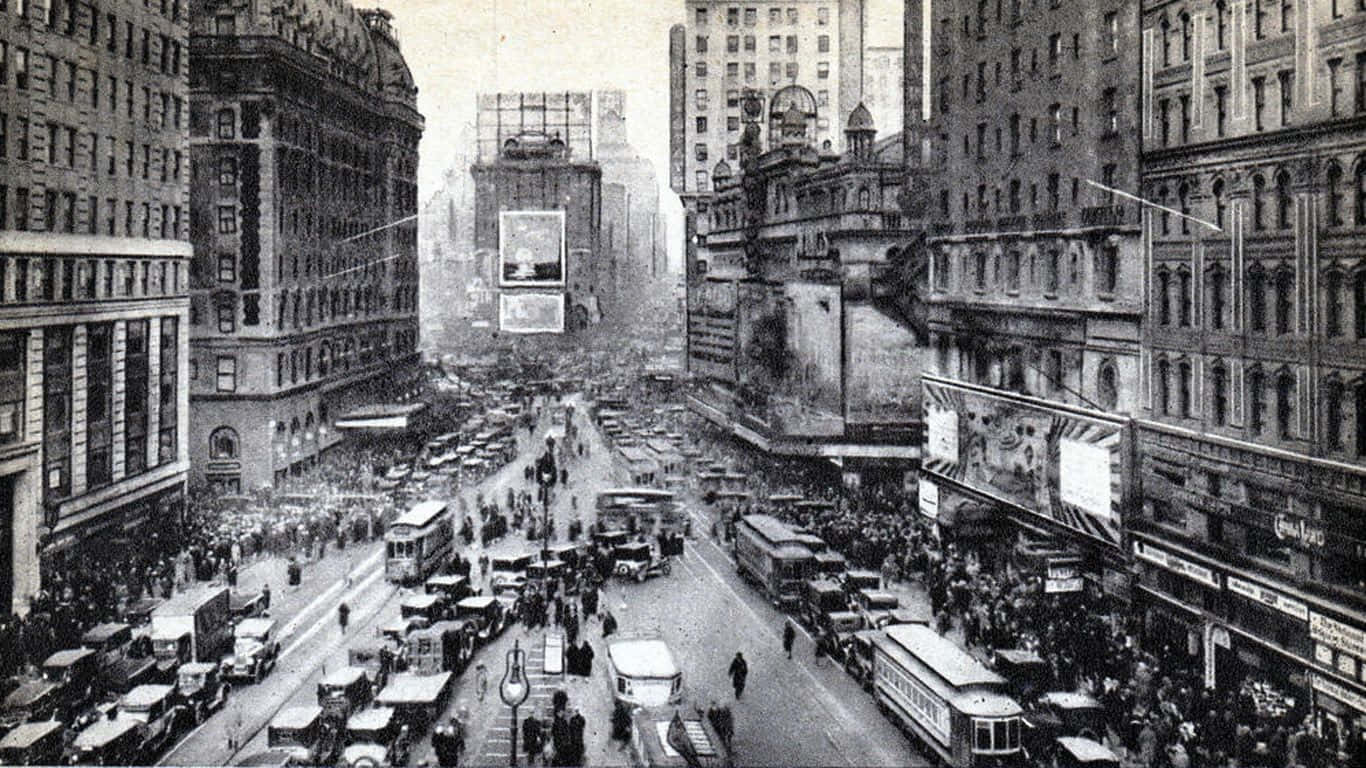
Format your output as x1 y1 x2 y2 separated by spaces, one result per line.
499 292 565 334
1311 612 1366 659
499 211 566 287
918 478 939 520
1133 541 1220 588
846 303 925 425
1226 576 1309 621
922 378 1128 549
687 279 739 383
735 282 783 431
772 282 843 436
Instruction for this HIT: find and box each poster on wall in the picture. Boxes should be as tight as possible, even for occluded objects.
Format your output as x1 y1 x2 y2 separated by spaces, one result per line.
922 377 1128 549
687 279 739 383
735 282 783 430
846 303 925 425
499 292 565 334
499 211 566 286
772 282 843 436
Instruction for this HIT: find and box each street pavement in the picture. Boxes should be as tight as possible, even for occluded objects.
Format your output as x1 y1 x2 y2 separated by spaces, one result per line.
159 393 928 766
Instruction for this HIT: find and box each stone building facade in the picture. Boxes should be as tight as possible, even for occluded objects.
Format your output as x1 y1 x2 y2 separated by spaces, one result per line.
1135 0 1366 745
0 0 191 613
187 4 423 491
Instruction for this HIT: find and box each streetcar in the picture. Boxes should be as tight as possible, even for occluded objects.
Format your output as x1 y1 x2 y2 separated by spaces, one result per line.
384 501 454 584
733 514 814 611
594 488 682 534
870 624 1024 767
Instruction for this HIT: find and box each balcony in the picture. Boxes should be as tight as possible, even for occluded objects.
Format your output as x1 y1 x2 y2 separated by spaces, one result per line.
1081 204 1131 227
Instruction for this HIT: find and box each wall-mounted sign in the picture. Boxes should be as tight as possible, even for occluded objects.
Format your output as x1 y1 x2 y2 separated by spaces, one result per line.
918 479 939 520
1314 674 1366 716
1274 514 1326 548
1226 576 1309 622
925 407 958 463
1311 612 1366 659
1133 541 1220 588
499 210 566 287
1059 438 1114 522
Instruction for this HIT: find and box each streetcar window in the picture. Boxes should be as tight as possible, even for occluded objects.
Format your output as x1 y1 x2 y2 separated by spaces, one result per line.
617 677 626 693
975 722 991 751
1008 718 1019 749
994 721 1007 749
387 542 396 558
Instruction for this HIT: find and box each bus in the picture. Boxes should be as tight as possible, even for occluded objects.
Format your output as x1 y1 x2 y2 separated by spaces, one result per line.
870 624 1024 768
594 488 685 534
385 501 454 584
733 514 813 611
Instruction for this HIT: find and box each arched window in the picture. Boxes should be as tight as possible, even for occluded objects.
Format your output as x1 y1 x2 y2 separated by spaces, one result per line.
1275 171 1293 230
1157 359 1172 415
1210 362 1228 427
974 251 988 290
1248 264 1267 332
1157 268 1172 325
1274 266 1294 334
1324 378 1344 451
1324 271 1343 337
1355 271 1366 339
1178 360 1192 417
1252 174 1266 230
1276 371 1295 439
1326 162 1343 226
209 427 239 460
1160 17 1171 66
1208 263 1226 330
1178 182 1191 234
1178 268 1192 327
1158 186 1171 235
857 187 870 209
1212 178 1227 230
1180 13 1191 60
1097 361 1119 411
1006 347 1026 393
218 157 238 187
1248 367 1266 434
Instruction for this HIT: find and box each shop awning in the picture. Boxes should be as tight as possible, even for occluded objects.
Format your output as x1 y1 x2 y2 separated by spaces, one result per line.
335 403 428 430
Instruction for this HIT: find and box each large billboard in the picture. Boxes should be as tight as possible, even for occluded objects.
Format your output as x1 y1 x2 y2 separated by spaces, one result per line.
687 279 739 382
846 303 924 425
772 282 843 436
499 292 565 334
476 92 592 163
922 377 1129 549
499 211 566 287
735 282 783 431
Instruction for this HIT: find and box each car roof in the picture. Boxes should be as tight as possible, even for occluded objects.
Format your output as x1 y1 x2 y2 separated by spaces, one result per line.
236 618 277 636
346 706 396 732
607 639 679 678
81 623 131 643
179 662 218 675
457 596 496 608
271 705 323 730
44 647 96 667
321 667 368 687
75 717 140 746
121 684 175 707
0 720 64 748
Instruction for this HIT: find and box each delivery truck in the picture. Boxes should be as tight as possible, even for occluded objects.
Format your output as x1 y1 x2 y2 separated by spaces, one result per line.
149 586 231 676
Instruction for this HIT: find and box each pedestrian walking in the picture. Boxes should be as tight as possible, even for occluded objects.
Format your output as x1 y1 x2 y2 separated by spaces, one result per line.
338 601 350 633
783 620 796 659
523 712 543 765
601 610 617 638
227 704 244 751
728 652 748 699
261 582 271 610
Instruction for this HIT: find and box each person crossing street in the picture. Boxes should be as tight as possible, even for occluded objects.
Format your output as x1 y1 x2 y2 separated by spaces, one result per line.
338 601 350 633
728 651 748 699
783 620 796 659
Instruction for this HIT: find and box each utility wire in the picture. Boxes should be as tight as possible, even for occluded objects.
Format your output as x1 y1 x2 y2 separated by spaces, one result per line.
1084 179 1222 233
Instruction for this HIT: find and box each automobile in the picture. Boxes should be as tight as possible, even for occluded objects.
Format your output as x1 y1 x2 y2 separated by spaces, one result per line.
2 648 100 730
229 591 268 623
853 589 900 629
423 574 472 605
995 648 1050 702
1025 691 1108 758
802 579 849 630
817 611 866 662
66 717 144 766
375 672 453 734
842 628 880 690
116 684 184 760
346 646 394 694
83 623 158 695
122 597 163 630
406 621 476 676
340 707 410 768
81 623 137 672
383 465 412 482
264 705 339 766
547 542 586 571
1051 737 1121 768
612 542 671 582
175 662 231 724
526 558 567 586
233 749 309 767
317 667 375 724
488 553 534 593
221 618 281 683
841 569 881 598
379 595 444 644
454 596 506 645
0 720 65 766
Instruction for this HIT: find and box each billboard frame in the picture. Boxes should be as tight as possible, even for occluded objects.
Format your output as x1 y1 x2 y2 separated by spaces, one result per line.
498 210 567 288
499 292 566 334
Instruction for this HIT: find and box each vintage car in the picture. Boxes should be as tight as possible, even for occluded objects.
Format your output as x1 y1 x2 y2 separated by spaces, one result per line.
175 662 231 724
526 558 567 586
1024 691 1108 759
488 553 534 594
423 574 472 605
379 595 444 644
67 717 144 766
340 707 410 768
802 579 849 630
221 618 280 683
346 646 394 693
812 550 847 579
842 628 880 690
548 542 585 570
995 648 1051 702
81 623 136 671
229 591 268 623
116 683 184 760
1051 737 1121 768
455 596 506 645
406 621 476 676
263 705 339 766
612 543 671 582
853 589 901 630
841 570 881 598
83 623 158 695
317 667 374 724
2 647 100 730
0 720 65 766
375 672 452 734
122 597 163 629
817 611 866 662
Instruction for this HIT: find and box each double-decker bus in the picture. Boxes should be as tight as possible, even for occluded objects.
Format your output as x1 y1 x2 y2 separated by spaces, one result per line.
733 514 813 611
594 488 685 534
870 624 1024 767
385 501 454 584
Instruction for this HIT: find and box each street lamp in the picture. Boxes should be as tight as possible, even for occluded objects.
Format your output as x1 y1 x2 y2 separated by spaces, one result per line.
499 639 531 766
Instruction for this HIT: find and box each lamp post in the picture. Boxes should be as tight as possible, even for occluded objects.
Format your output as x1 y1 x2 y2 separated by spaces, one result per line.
535 444 557 562
499 639 531 766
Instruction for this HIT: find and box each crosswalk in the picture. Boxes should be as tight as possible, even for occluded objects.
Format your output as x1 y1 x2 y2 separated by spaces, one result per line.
473 633 564 764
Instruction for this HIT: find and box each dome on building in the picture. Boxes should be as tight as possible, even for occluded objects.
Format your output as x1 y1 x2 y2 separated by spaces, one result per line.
847 102 875 131
271 0 379 89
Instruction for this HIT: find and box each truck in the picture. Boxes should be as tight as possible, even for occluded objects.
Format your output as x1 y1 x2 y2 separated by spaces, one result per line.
149 586 232 675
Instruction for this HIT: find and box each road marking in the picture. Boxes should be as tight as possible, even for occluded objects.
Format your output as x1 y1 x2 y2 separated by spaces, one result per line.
279 548 384 639
282 566 388 658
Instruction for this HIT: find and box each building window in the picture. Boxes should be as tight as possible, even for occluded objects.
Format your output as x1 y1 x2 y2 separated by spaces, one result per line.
1357 381 1366 456
1249 265 1267 332
1275 171 1292 230
1176 360 1193 417
216 108 234 139
1325 271 1343 337
1103 12 1118 55
1006 250 1020 291
1248 368 1266 434
217 205 236 234
1278 69 1294 125
1216 0 1228 49
1274 267 1294 334
973 251 987 291
85 323 113 487
695 35 707 53
215 355 236 392
209 426 239 459
1209 264 1226 330
1215 86 1228 136
817 61 829 79
1326 163 1343 226
1275 371 1295 439
1178 269 1192 326
817 34 829 53
1157 359 1172 415
1253 174 1266 230
694 143 708 161
696 116 707 134
1045 248 1059 294
1098 362 1119 411
1210 363 1228 426
694 89 707 109
1157 269 1172 325
695 170 709 192
1252 76 1266 131
1324 379 1344 450
1096 243 1118 295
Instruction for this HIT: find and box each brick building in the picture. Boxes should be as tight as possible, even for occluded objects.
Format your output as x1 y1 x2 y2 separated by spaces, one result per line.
1135 0 1366 745
0 0 191 613
187 3 423 491
918 0 1143 586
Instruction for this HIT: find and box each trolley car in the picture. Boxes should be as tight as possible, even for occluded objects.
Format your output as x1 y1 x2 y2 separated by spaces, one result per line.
385 501 454 584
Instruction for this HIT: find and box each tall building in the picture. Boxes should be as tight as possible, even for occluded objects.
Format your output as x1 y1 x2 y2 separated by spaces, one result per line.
187 3 424 492
918 0 1143 587
669 0 867 229
862 45 903 138
1135 0 1366 745
0 0 191 614
595 91 666 284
